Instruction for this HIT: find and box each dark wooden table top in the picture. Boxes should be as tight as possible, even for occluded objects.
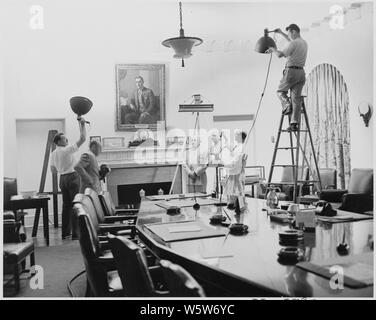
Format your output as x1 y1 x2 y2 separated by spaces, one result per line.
8 196 50 210
136 196 373 297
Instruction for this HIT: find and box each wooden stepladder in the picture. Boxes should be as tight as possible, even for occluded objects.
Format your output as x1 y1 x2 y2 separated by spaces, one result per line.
266 96 322 203
32 130 59 237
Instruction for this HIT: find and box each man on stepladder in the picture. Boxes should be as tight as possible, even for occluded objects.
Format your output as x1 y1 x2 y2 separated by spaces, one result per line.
267 24 308 132
50 117 86 239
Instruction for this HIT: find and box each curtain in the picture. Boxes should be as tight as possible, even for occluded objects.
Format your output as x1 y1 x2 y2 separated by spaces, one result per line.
304 63 351 189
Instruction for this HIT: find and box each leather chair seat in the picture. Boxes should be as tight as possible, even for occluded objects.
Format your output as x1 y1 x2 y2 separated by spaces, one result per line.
4 242 34 265
4 211 16 220
319 168 373 213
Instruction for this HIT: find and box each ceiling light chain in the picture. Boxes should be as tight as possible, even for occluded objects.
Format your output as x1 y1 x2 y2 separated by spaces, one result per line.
162 1 203 67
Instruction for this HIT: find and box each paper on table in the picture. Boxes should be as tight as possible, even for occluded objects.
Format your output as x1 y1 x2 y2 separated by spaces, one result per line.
296 210 315 228
168 225 202 233
336 262 373 283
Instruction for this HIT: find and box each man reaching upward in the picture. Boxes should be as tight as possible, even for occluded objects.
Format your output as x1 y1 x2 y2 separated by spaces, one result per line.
50 117 86 239
267 24 308 131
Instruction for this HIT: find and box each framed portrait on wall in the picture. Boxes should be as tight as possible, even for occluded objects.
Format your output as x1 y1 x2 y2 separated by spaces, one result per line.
115 64 166 131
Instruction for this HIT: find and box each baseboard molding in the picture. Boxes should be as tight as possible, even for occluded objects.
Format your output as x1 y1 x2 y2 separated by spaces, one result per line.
23 213 62 228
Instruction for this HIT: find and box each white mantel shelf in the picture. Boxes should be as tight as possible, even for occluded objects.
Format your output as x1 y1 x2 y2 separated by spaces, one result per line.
98 146 185 165
105 162 180 168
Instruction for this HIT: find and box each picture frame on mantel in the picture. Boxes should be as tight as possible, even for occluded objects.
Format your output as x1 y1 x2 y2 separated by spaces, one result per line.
89 136 101 144
115 64 166 131
102 137 125 150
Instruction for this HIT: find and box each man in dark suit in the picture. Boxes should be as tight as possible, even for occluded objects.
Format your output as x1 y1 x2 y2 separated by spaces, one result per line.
75 140 102 193
130 75 156 124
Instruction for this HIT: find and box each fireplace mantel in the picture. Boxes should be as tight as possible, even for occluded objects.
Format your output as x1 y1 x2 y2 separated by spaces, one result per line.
97 146 186 166
105 162 184 206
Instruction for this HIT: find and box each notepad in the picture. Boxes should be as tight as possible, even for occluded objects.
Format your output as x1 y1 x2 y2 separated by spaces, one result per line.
168 225 202 233
145 220 227 242
297 252 373 288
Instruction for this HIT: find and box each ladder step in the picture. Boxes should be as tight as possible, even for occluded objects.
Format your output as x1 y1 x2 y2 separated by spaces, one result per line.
272 165 296 167
297 180 320 183
281 129 309 132
276 147 298 150
266 182 296 185
267 181 316 186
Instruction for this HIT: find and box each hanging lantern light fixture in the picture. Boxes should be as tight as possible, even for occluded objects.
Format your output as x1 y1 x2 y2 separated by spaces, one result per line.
162 2 203 67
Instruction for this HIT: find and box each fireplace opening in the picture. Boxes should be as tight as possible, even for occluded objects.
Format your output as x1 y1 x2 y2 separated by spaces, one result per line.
117 182 172 208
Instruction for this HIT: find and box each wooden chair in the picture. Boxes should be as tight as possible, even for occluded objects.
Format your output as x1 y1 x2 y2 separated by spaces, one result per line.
80 190 136 238
99 191 138 216
319 168 373 214
3 177 27 224
159 259 205 297
300 168 337 204
73 203 122 297
108 235 168 297
258 166 310 201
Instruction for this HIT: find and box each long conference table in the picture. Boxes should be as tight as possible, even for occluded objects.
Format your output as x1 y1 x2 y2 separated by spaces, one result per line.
136 195 373 297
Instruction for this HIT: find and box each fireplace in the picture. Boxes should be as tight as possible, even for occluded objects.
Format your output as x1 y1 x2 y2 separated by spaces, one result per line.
117 182 172 208
106 163 183 207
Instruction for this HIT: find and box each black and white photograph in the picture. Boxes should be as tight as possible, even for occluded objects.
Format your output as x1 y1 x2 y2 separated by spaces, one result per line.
0 0 374 305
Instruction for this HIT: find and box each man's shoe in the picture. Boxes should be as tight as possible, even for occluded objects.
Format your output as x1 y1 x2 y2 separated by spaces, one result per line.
62 233 72 240
286 123 299 132
227 203 235 210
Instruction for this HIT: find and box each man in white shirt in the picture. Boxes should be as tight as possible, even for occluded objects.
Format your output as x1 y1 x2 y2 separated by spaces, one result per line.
50 117 86 239
267 24 308 131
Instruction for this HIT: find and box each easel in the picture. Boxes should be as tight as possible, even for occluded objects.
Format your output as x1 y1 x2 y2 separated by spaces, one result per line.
32 130 59 237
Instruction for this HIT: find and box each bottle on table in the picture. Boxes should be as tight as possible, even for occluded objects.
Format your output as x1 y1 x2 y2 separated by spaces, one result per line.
266 187 279 209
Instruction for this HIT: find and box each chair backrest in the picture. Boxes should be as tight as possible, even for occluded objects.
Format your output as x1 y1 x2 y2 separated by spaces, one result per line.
318 168 337 190
159 260 205 297
348 168 373 194
99 191 116 216
73 202 102 259
73 193 101 232
85 188 106 223
109 235 155 296
73 203 110 296
280 166 308 183
3 177 18 210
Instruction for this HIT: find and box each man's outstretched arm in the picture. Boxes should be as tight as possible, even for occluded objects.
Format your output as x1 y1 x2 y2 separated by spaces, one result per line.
76 117 87 148
275 28 291 42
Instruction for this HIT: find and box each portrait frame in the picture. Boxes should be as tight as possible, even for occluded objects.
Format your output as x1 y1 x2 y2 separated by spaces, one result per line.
102 137 125 150
89 136 102 144
115 64 166 131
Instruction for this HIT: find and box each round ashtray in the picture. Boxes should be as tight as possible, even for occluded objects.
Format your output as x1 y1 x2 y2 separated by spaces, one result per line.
210 214 226 225
277 247 304 264
229 223 248 235
279 229 303 240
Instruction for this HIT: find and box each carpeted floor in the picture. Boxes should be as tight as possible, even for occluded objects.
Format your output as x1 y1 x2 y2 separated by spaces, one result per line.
4 242 87 298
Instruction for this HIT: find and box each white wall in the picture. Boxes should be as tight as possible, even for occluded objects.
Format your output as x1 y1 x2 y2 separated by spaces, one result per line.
1 1 373 187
